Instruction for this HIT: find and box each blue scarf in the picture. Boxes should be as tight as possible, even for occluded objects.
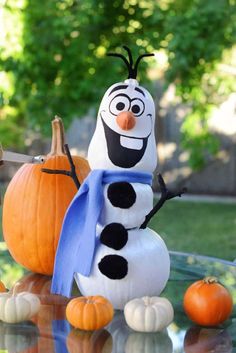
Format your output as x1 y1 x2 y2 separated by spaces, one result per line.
51 169 152 297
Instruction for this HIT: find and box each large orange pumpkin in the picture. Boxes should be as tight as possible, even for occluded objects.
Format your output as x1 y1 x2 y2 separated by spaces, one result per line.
3 117 90 275
66 296 114 331
183 277 233 326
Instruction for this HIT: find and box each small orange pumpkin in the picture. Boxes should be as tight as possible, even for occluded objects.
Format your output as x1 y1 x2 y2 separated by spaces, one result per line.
66 296 114 331
183 277 233 326
3 117 90 275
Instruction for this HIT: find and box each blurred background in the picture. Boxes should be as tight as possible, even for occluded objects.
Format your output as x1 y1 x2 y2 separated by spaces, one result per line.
0 0 236 269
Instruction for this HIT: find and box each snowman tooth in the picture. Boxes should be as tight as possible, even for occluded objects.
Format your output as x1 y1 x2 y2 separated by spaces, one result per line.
120 136 143 150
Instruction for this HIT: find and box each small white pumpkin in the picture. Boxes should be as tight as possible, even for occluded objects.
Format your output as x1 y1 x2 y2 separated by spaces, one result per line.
124 296 174 332
0 290 40 324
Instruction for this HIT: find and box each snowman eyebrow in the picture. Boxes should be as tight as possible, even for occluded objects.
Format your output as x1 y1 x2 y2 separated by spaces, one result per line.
135 87 145 96
109 85 145 97
108 85 128 96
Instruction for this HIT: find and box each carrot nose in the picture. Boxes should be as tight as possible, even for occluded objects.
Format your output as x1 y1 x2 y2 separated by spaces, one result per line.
116 111 136 131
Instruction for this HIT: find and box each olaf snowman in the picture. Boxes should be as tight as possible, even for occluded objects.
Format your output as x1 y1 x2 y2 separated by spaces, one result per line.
51 46 184 309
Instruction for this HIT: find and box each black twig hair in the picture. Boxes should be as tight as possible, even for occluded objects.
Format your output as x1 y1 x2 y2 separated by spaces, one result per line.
107 46 154 79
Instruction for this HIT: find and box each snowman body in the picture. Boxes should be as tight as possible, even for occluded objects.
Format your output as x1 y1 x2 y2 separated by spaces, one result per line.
74 78 170 309
75 228 169 310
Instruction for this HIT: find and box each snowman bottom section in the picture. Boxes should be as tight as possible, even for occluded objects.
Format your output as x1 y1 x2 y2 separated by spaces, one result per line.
74 228 170 310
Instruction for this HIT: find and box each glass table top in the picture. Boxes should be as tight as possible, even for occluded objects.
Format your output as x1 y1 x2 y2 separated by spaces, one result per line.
1 251 236 353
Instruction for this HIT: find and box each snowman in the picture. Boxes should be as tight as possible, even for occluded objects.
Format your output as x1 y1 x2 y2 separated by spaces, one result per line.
51 47 184 309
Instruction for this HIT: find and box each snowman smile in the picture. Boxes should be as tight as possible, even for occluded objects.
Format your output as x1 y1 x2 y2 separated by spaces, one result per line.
101 116 151 168
120 135 144 150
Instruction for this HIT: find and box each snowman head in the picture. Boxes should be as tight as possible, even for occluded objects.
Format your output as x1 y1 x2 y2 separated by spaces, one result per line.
88 47 157 173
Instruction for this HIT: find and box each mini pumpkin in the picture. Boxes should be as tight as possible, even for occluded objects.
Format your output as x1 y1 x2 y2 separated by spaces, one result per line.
183 277 233 326
124 296 174 332
66 296 114 331
3 117 90 275
0 290 40 323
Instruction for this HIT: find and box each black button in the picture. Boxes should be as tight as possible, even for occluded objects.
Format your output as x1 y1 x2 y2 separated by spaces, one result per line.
107 182 136 209
98 255 128 279
100 223 128 250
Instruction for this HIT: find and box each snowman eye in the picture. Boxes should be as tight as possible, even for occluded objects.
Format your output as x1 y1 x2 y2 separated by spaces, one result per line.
131 99 145 117
109 95 130 116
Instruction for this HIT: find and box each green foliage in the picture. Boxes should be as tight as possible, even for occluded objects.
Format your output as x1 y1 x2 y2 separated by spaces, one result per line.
164 0 236 169
0 244 25 289
0 0 236 167
0 184 25 288
181 107 220 169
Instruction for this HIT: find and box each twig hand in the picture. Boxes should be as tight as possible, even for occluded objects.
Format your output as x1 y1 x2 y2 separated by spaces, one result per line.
140 173 186 229
157 174 186 201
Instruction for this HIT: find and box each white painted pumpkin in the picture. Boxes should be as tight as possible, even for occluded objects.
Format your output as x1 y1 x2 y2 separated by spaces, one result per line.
0 291 40 323
88 79 157 172
75 230 170 310
124 296 174 332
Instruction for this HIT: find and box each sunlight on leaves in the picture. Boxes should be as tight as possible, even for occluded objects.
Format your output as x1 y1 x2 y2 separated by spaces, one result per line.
0 0 235 169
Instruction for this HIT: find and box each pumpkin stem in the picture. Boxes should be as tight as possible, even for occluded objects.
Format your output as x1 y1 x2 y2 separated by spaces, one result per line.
204 276 218 284
48 116 66 157
11 282 21 296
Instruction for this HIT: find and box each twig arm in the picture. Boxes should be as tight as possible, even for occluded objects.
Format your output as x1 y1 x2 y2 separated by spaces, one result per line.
42 144 80 190
42 169 71 176
140 174 186 229
64 144 80 189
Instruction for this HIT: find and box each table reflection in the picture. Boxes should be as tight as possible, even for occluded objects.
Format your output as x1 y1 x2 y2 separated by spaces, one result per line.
67 328 112 353
0 321 39 352
184 326 233 353
107 311 173 353
0 251 235 353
